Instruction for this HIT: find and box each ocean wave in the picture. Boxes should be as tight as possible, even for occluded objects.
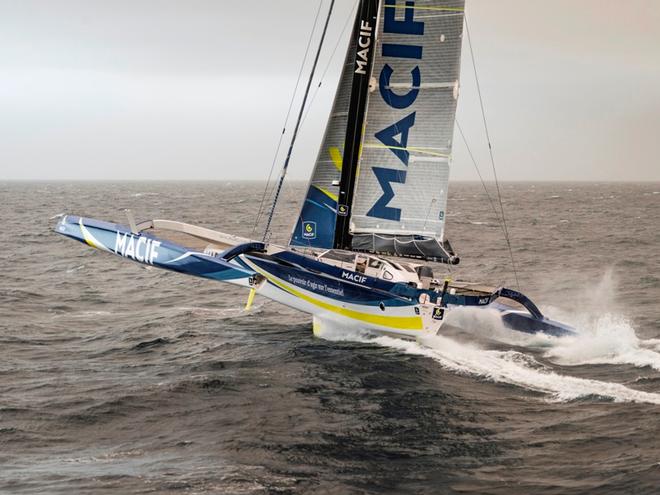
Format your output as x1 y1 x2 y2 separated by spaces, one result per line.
172 304 264 319
130 192 160 198
132 337 171 351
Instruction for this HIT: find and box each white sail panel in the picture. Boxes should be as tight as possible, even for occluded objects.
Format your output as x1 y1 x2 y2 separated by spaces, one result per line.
350 0 464 243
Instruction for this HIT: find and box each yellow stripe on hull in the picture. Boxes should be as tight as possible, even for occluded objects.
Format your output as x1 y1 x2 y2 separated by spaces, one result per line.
248 262 423 331
79 218 111 252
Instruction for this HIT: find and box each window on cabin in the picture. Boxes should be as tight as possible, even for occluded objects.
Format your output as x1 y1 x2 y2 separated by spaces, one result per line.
368 258 382 269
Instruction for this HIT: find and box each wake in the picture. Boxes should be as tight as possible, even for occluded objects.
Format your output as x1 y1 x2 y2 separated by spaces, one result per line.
319 270 660 404
320 328 660 404
445 306 660 372
389 334 660 404
448 269 660 372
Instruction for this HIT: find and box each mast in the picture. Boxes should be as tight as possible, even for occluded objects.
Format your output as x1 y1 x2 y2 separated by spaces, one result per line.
333 0 380 251
262 0 336 243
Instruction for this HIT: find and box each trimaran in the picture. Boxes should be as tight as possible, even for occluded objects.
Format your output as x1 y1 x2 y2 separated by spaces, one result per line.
55 0 574 339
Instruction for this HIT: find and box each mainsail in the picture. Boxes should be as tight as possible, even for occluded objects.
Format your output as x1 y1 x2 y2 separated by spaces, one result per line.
350 0 464 262
291 0 464 263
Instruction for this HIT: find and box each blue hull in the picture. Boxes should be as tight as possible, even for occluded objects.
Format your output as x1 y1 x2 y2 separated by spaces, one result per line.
56 215 254 284
54 215 575 338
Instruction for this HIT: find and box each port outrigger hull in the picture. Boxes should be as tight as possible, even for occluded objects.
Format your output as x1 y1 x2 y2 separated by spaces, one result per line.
55 215 575 339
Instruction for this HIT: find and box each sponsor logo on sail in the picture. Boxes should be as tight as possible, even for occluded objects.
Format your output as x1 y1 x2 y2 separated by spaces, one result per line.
368 0 425 221
302 221 317 240
355 20 374 75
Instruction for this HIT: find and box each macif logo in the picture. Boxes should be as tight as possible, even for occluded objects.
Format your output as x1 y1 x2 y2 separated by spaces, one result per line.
432 307 445 320
367 0 425 221
355 20 374 74
302 221 316 239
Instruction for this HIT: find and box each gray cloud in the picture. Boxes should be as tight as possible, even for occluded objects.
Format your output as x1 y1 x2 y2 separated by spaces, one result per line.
1 0 658 181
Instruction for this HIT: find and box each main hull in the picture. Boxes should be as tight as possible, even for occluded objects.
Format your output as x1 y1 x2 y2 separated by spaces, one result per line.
55 215 575 338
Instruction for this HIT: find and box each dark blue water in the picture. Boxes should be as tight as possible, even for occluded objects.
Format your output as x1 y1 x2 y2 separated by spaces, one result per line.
1 181 659 494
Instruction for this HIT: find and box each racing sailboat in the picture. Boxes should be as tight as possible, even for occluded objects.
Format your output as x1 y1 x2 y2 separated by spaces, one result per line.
55 0 574 338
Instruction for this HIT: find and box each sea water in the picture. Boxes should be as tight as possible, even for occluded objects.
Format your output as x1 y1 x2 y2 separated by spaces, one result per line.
1 181 659 493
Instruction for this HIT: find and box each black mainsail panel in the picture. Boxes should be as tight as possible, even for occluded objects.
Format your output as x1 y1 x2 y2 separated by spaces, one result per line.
333 0 381 250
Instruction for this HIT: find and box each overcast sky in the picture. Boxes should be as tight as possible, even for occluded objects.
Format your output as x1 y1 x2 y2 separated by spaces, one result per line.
1 0 659 181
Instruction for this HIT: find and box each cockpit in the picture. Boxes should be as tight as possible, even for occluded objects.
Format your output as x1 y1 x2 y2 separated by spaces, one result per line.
316 250 437 289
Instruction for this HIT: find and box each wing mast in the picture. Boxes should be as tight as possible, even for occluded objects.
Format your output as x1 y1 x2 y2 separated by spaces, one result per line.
333 0 381 250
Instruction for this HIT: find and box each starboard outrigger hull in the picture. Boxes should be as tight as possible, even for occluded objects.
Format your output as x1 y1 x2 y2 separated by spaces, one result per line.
55 215 575 339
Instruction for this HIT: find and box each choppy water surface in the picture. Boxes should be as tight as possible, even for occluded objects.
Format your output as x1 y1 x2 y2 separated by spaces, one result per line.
1 181 659 494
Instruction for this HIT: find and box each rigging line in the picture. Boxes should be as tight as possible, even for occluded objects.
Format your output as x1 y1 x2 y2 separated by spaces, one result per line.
464 16 520 290
291 1 357 249
251 0 325 237
455 120 502 225
262 0 337 243
300 0 359 128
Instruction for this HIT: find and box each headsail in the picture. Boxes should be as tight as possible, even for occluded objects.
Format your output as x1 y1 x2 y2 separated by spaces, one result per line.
290 0 380 249
350 0 465 262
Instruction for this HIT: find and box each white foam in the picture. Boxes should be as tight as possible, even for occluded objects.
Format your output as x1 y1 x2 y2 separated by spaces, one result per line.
643 339 660 352
445 270 660 372
539 269 660 371
443 305 556 348
131 192 159 198
391 334 660 404
316 323 660 404
544 313 660 371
